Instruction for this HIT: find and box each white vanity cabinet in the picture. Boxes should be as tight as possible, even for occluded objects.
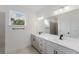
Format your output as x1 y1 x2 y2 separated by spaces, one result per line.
38 38 44 53
31 34 46 53
37 37 46 54
31 35 39 50
31 34 79 54
31 35 36 48
45 40 64 54
46 46 64 54
45 44 54 54
53 48 65 54
31 35 64 54
35 37 40 50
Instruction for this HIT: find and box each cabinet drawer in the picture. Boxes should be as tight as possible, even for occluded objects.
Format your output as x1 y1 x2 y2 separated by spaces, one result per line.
31 36 36 46
45 45 54 54
53 48 65 54
45 40 58 48
56 44 79 54
45 39 78 54
39 38 46 53
45 44 64 54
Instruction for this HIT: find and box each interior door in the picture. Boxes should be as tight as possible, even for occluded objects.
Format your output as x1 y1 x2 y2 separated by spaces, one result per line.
31 35 36 48
50 22 58 35
0 12 5 54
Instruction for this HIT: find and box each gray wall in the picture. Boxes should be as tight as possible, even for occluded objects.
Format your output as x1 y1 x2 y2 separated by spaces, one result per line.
0 12 5 54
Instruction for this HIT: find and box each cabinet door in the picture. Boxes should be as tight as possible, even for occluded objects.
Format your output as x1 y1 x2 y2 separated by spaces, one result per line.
31 35 36 47
31 35 39 50
38 38 43 53
38 38 46 54
45 41 65 54
42 40 47 54
46 45 54 54
46 46 64 54
35 37 39 50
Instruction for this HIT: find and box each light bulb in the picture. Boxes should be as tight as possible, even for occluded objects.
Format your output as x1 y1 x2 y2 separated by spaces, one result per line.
59 9 63 12
38 16 44 20
44 20 49 26
64 6 69 10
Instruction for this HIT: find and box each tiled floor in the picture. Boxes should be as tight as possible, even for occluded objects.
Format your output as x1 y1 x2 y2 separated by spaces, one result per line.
9 46 39 54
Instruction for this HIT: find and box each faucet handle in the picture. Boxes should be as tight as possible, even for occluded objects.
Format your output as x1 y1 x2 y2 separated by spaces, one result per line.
60 34 63 37
67 32 70 34
60 34 63 40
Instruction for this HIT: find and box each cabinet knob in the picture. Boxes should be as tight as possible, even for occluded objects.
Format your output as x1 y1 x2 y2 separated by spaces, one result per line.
54 50 58 54
67 32 70 34
55 51 58 54
40 44 42 46
40 50 42 52
33 38 35 41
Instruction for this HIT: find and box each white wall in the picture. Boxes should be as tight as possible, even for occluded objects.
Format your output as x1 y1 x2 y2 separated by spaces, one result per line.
0 6 36 53
58 9 79 38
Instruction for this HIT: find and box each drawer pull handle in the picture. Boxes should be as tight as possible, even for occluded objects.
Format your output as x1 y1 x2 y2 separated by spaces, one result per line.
54 50 58 54
33 38 35 41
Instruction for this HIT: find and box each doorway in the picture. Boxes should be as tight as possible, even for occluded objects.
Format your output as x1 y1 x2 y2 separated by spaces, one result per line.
0 12 5 54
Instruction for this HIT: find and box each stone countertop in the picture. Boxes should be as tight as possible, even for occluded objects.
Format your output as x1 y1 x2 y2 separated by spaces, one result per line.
31 33 79 52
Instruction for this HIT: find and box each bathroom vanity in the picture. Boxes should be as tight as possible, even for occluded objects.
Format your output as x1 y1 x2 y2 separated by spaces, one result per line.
31 33 79 54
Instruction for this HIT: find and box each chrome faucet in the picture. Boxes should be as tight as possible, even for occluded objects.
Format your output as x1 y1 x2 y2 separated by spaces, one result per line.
60 34 63 40
39 32 43 35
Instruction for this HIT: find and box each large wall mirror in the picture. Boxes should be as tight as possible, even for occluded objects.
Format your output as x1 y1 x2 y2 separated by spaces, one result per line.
37 6 79 39
46 8 79 39
58 9 79 38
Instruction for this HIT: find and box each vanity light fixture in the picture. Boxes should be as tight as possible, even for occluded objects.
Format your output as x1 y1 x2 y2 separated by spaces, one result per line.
59 9 63 12
64 6 69 10
44 19 49 26
53 6 70 16
38 16 44 20
54 9 63 15
54 10 59 15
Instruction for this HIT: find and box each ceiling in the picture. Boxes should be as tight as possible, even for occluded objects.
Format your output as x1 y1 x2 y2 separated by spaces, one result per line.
21 5 66 13
0 5 66 13
21 5 66 17
0 5 66 17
